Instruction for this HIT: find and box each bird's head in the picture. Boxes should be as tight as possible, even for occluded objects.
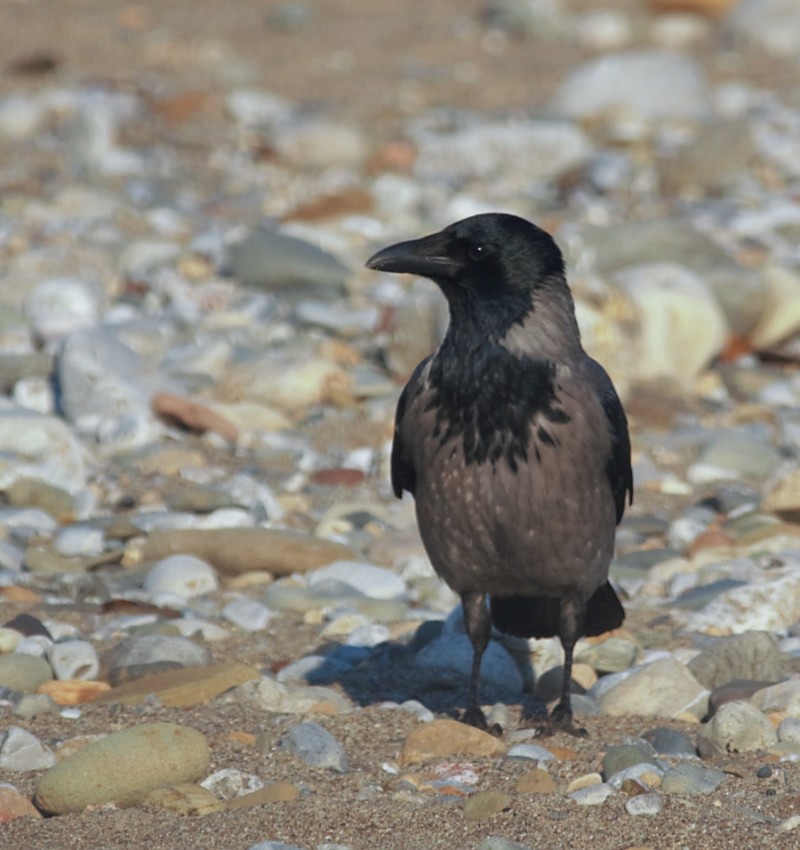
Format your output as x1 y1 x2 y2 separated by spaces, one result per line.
366 213 566 319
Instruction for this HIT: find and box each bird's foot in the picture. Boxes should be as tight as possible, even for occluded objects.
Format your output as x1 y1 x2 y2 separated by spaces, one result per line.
544 701 587 739
460 705 503 737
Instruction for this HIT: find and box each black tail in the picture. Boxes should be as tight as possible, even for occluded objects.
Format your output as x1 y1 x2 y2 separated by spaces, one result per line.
490 581 625 639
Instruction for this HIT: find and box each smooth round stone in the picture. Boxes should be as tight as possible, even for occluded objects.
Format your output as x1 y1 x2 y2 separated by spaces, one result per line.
603 743 661 780
24 276 104 343
5 478 75 519
222 598 273 632
279 721 349 773
625 793 663 816
0 726 56 771
12 693 60 719
0 627 22 653
778 717 800 745
568 782 614 806
47 640 99 681
34 722 211 814
53 525 105 557
143 554 219 600
607 762 665 790
687 632 783 689
642 727 697 758
661 763 726 795
344 623 389 648
463 790 510 822
576 635 640 674
550 49 712 121
0 654 54 693
307 560 407 600
700 701 778 753
506 743 556 763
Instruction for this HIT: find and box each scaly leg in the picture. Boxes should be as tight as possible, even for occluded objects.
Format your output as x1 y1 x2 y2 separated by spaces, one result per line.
548 591 588 737
460 591 493 731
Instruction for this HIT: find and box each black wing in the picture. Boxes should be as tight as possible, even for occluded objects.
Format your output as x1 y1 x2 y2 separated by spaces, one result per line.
586 358 633 524
390 356 430 498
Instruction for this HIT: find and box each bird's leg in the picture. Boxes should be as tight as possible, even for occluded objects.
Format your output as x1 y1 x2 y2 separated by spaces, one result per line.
549 592 588 738
460 591 495 732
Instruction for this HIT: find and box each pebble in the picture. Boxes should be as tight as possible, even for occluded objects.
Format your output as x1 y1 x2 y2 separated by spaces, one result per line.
625 794 663 816
200 768 264 800
0 726 56 771
568 782 614 806
221 598 273 632
0 654 53 693
105 634 213 684
595 657 709 719
399 719 506 766
463 790 510 822
280 722 349 773
506 743 557 764
12 693 60 719
143 555 220 601
687 632 783 689
34 722 211 814
47 640 99 681
602 743 662 779
661 763 726 795
307 561 406 600
515 768 556 794
641 727 697 758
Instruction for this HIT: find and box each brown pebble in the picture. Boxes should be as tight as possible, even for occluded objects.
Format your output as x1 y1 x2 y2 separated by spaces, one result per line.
145 783 224 816
463 790 509 822
37 679 111 705
399 719 506 766
151 392 238 442
516 769 556 794
226 782 300 809
92 662 260 708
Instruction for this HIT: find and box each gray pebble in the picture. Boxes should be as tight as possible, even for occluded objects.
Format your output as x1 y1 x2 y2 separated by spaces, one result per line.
699 700 778 753
12 693 60 720
568 782 614 806
280 722 349 773
221 598 272 632
625 793 663 816
603 743 662 780
662 763 726 795
0 725 56 771
506 743 556 763
641 727 697 758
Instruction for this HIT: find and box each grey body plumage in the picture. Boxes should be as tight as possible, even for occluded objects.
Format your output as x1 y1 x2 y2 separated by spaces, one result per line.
367 213 632 734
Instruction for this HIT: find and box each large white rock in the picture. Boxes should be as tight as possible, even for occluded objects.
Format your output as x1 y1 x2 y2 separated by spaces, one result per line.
550 50 712 121
0 409 86 494
727 0 800 59
612 263 728 385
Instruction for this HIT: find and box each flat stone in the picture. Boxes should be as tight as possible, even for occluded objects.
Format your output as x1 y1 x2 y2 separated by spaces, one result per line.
751 679 800 716
234 676 351 715
662 763 726 795
140 528 360 576
307 560 406 600
603 744 661 780
641 727 697 757
0 726 56 771
569 782 614 805
576 636 640 674
596 657 709 719
227 782 301 809
145 783 224 816
399 719 506 765
625 794 663 816
106 634 212 685
35 722 211 814
94 662 260 707
200 768 264 800
280 721 349 773
688 632 783 689
144 554 219 600
12 692 60 719
463 790 509 822
0 654 53 693
515 769 556 794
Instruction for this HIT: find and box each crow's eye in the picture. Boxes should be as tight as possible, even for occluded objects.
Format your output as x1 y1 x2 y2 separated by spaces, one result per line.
468 244 487 261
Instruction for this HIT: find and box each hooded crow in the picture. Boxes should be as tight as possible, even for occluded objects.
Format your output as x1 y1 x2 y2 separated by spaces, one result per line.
366 213 632 735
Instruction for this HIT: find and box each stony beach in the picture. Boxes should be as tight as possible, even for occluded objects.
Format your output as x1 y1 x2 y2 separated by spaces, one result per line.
3 0 800 848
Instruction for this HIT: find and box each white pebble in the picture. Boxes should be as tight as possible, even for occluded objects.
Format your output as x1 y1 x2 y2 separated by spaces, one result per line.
144 555 219 600
47 640 99 681
222 598 272 632
625 793 663 816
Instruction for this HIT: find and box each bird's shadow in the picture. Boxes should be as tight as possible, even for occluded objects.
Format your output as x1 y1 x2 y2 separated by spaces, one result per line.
291 627 549 725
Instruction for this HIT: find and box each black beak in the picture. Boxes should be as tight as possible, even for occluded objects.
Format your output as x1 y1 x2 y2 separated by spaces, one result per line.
366 231 458 280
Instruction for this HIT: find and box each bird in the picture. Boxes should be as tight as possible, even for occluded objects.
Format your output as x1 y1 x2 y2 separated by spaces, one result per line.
366 212 633 736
